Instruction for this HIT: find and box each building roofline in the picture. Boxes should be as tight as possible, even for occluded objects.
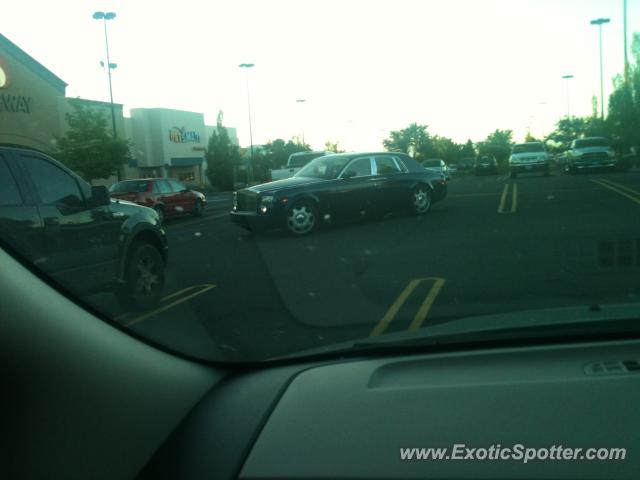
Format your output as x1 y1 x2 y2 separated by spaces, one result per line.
0 33 68 94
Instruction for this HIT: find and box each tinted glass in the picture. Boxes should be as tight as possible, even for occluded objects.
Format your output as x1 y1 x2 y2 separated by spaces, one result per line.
296 156 351 179
574 138 609 148
375 156 401 174
157 180 172 194
109 181 150 193
168 180 186 192
22 157 84 212
512 144 544 154
0 158 22 206
343 157 372 177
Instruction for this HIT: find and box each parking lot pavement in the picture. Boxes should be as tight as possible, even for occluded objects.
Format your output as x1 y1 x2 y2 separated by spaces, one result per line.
89 170 640 360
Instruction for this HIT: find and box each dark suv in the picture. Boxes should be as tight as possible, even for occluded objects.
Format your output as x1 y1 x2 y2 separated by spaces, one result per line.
0 146 168 309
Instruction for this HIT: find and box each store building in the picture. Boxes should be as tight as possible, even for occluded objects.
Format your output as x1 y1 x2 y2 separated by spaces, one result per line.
1 32 238 187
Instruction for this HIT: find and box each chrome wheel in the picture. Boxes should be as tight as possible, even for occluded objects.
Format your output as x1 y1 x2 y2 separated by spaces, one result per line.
286 202 317 235
412 186 431 215
116 243 165 310
134 253 161 296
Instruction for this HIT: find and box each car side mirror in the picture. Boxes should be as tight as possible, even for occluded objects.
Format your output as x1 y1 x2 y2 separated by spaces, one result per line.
90 186 110 207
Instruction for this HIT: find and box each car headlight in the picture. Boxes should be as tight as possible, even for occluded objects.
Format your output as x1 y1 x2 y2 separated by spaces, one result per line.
259 195 275 214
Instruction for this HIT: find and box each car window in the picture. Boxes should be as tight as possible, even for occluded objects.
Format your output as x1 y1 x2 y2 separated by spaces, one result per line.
0 158 22 206
168 180 186 192
375 156 401 174
156 180 172 194
342 157 372 177
109 180 150 193
20 156 85 214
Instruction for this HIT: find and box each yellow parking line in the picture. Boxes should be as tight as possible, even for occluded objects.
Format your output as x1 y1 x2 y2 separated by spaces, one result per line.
369 279 422 337
497 184 510 213
125 284 216 327
408 278 446 331
511 183 518 213
592 180 640 205
598 179 640 200
161 285 199 302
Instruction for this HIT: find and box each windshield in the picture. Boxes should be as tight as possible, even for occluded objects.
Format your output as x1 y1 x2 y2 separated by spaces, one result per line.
295 155 351 179
2 0 640 364
512 144 545 154
109 180 150 193
422 160 443 168
575 138 610 148
289 152 325 168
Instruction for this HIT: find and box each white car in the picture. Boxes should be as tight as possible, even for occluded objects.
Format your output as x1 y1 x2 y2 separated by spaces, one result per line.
509 142 550 178
421 158 451 180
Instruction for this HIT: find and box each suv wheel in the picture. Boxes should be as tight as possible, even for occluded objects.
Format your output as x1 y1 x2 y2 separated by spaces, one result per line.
116 242 165 310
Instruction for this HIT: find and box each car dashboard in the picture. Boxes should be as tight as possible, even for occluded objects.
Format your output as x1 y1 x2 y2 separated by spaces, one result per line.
139 338 640 480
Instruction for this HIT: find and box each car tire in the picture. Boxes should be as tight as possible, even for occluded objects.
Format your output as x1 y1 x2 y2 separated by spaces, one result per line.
411 184 431 215
193 199 203 217
286 200 318 236
154 205 165 224
116 242 165 311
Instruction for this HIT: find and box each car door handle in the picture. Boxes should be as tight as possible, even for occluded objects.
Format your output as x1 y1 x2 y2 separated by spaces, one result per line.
44 217 59 226
111 211 125 218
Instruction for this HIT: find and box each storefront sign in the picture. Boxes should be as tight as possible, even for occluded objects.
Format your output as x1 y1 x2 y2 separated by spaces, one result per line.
168 126 200 144
0 64 7 88
0 94 31 113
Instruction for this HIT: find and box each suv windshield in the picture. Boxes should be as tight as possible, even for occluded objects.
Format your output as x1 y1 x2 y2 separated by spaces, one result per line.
2 1 640 364
422 160 443 167
574 138 610 148
512 144 545 154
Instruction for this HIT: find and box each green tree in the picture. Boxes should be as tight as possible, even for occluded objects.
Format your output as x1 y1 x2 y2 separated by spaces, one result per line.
55 102 130 182
524 132 541 143
264 138 310 169
477 129 513 166
606 33 640 154
431 135 460 164
324 140 344 153
383 123 435 161
460 139 476 159
206 111 241 190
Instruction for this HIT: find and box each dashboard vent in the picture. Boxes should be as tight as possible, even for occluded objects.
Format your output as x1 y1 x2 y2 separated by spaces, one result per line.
584 360 640 376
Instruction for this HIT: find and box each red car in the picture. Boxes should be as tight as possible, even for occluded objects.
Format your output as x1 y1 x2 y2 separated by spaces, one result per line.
109 178 206 223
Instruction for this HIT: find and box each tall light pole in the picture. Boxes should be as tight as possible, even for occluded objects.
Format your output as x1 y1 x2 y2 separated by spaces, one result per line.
93 12 117 138
239 63 254 184
590 17 610 119
624 0 629 83
561 75 574 117
296 98 306 144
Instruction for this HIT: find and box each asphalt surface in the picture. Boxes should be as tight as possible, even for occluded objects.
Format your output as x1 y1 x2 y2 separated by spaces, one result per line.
89 169 640 361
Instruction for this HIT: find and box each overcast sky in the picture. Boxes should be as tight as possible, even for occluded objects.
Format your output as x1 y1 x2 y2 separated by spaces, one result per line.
3 0 639 150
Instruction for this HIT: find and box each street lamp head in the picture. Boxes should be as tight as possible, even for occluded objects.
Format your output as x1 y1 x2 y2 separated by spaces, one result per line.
93 11 116 20
296 99 306 103
562 74 574 79
590 18 610 26
239 63 255 68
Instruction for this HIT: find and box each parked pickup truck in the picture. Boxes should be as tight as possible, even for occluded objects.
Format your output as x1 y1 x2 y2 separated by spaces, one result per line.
270 151 329 181
565 137 617 173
